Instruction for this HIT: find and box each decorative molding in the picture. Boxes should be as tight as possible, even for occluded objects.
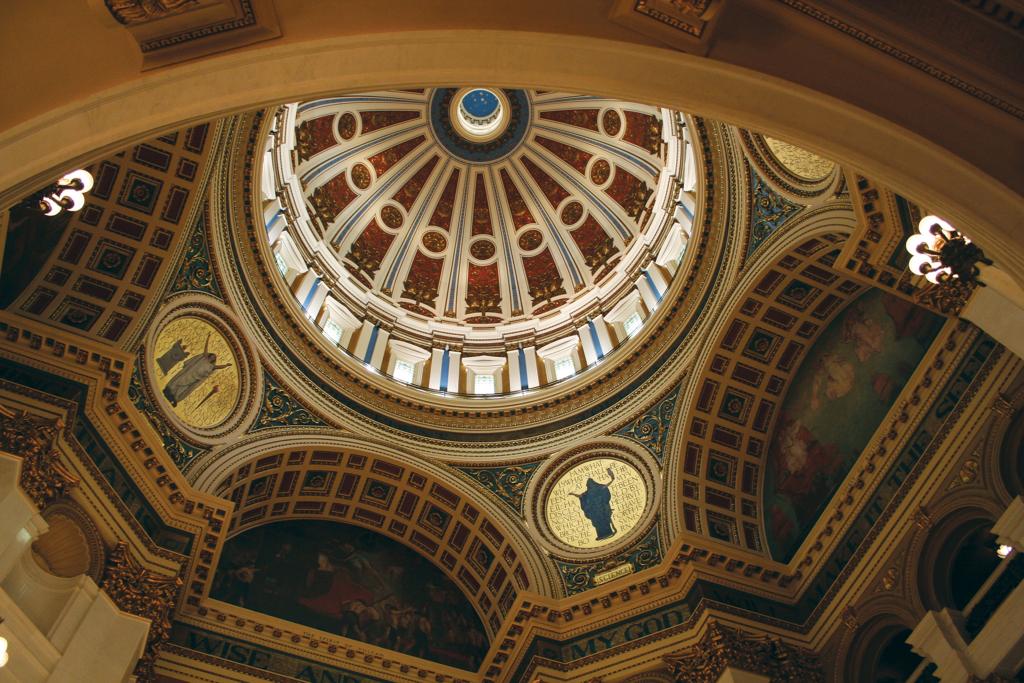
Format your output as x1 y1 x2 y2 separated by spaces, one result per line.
662 620 824 683
608 0 725 55
615 382 680 463
915 279 977 316
776 0 1024 121
128 357 208 470
104 0 198 25
747 167 802 258
168 212 224 299
92 0 282 70
555 524 662 595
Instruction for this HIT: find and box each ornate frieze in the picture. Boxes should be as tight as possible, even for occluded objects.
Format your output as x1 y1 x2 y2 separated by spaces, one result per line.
94 0 281 70
662 621 823 683
249 371 326 431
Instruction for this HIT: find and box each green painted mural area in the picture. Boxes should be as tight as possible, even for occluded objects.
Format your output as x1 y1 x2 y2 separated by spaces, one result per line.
765 289 944 560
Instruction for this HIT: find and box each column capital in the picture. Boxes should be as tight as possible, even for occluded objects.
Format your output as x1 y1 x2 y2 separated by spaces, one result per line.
0 405 78 508
662 621 823 683
102 542 183 680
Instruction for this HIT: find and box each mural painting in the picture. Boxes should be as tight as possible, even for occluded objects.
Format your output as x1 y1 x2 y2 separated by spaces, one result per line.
546 458 647 549
150 316 239 429
210 520 489 670
764 289 944 560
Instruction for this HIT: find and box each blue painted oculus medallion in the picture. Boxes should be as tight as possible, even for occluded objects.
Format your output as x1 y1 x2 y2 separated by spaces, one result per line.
429 87 531 163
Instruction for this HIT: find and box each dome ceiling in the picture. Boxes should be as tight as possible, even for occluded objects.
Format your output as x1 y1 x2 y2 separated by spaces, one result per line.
260 88 694 396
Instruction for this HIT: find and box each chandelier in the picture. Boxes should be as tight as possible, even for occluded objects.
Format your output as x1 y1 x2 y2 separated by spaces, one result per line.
905 215 991 285
22 169 95 216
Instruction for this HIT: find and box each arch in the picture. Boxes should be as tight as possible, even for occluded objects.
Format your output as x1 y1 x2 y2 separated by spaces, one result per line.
918 506 1002 612
668 223 862 554
998 406 1024 497
0 30 1021 289
843 614 928 683
193 433 556 636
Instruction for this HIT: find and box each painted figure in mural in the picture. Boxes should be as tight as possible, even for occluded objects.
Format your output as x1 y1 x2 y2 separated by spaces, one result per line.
156 339 189 375
211 520 490 669
569 467 617 540
161 333 232 407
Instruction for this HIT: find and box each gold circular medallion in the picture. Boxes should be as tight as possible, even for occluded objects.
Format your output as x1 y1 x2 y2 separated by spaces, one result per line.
380 205 404 229
350 162 372 190
544 458 647 549
338 113 357 140
150 316 240 429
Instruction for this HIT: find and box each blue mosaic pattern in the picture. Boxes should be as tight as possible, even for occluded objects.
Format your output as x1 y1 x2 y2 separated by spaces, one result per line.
615 383 680 464
747 168 802 257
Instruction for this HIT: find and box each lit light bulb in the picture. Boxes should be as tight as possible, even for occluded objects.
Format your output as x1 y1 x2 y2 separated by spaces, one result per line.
56 188 86 212
905 234 932 256
0 635 8 668
919 215 953 238
40 196 62 216
908 253 933 276
59 169 94 193
997 544 1014 559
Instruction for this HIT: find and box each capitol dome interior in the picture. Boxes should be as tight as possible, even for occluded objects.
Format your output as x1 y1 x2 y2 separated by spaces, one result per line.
0 2 1022 682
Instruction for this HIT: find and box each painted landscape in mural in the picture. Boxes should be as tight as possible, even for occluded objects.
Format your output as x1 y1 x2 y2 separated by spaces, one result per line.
211 520 489 670
764 289 944 560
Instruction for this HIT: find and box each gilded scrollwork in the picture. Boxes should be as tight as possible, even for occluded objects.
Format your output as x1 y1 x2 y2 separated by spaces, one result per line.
915 278 976 316
102 542 183 678
457 461 541 514
615 384 680 463
0 404 78 508
663 621 823 683
168 214 223 298
555 525 662 595
748 169 802 257
249 372 326 431
128 360 207 470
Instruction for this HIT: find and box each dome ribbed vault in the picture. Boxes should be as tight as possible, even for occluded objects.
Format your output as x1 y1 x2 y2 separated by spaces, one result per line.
261 89 696 397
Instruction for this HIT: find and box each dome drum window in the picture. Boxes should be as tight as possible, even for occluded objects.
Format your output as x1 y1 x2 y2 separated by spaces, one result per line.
605 290 647 344
386 339 430 385
537 336 582 384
